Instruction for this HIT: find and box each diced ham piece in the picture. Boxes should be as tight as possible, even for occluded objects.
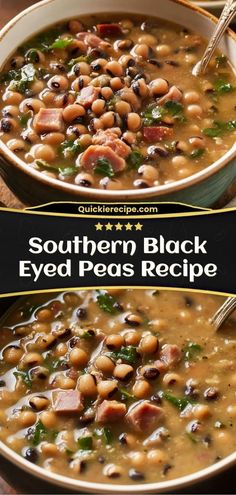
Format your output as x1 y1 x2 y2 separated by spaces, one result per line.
77 86 100 108
154 359 168 374
143 126 173 142
52 390 84 414
97 24 122 37
159 344 182 368
76 32 103 48
80 145 126 172
126 401 164 433
33 108 63 134
96 400 127 423
158 85 183 105
93 129 131 158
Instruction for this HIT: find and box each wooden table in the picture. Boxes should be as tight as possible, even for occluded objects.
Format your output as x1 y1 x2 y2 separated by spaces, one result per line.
0 1 235 493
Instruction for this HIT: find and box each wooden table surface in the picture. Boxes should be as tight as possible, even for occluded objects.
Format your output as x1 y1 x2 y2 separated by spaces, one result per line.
0 1 236 493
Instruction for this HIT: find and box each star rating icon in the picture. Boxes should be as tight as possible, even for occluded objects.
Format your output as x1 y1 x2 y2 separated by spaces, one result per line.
94 222 143 231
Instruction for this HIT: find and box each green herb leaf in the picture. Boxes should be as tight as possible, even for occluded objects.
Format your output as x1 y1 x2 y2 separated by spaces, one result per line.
20 28 63 53
13 370 32 388
0 69 21 84
120 388 135 400
68 54 94 68
203 120 236 137
94 158 115 178
78 436 93 450
31 420 47 446
96 292 118 314
163 100 186 122
94 427 113 445
19 114 31 127
215 55 227 67
111 345 139 365
59 139 83 157
50 38 73 50
190 149 205 160
186 432 198 444
126 150 143 170
9 64 38 94
214 79 234 95
58 167 77 176
162 391 193 411
143 105 166 126
183 342 202 361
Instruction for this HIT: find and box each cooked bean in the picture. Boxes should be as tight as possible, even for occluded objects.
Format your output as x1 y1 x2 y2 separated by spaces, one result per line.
113 364 134 382
95 355 115 374
106 334 124 350
97 380 118 398
132 379 152 399
48 76 69 91
69 348 88 367
79 374 97 396
127 113 141 131
139 335 159 354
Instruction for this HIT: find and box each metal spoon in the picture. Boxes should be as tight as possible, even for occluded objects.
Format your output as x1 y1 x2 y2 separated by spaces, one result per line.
192 0 236 76
211 297 236 330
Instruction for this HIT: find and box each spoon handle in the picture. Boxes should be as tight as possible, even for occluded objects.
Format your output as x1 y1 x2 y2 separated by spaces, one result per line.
194 0 236 76
211 297 236 330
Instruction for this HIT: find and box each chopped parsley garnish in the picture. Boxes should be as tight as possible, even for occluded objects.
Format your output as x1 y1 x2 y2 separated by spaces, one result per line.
20 28 63 53
120 388 135 400
162 391 193 411
68 54 94 68
94 427 113 445
58 167 77 176
214 79 234 95
8 63 38 94
143 101 186 126
30 420 47 446
50 38 73 50
183 342 203 361
94 158 115 178
13 370 32 388
190 149 205 160
203 120 236 138
163 100 186 122
78 436 93 450
96 292 118 314
215 55 227 68
59 139 83 157
126 150 143 170
111 345 139 365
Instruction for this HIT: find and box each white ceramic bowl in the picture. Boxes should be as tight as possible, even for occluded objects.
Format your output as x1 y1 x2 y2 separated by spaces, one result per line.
0 0 236 207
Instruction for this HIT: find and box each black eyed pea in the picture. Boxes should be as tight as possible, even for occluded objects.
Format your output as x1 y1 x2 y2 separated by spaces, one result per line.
0 118 18 133
19 98 45 114
149 78 169 96
40 89 56 106
124 331 141 346
95 355 115 374
186 105 203 118
3 345 23 365
103 463 123 479
115 39 134 51
138 165 159 183
118 54 136 68
53 375 76 390
127 113 141 132
140 365 160 380
139 335 159 355
115 100 131 117
36 308 53 322
31 80 45 94
122 131 137 145
106 334 124 350
54 92 75 108
74 172 94 188
79 373 97 396
132 379 152 399
7 139 26 152
71 76 91 91
29 395 50 411
91 118 104 131
21 352 43 368
138 34 157 45
105 61 123 77
97 380 118 399
100 87 114 100
155 44 171 57
3 91 24 105
91 99 106 116
18 410 36 428
48 75 69 92
100 111 116 129
30 366 49 382
40 410 58 429
99 177 123 190
79 134 92 148
2 105 19 118
68 19 84 34
41 443 59 457
132 78 149 98
10 56 25 69
67 124 88 138
131 43 150 59
41 132 65 146
125 313 142 327
189 136 205 149
184 91 200 104
31 144 56 162
69 348 88 368
91 58 107 72
36 334 57 350
163 372 182 387
113 364 134 382
62 104 86 122
110 77 124 91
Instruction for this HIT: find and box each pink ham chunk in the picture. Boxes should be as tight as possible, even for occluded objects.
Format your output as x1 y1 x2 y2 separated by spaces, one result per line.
76 32 103 48
158 85 183 105
159 344 182 368
143 126 173 143
33 108 64 134
77 86 100 108
52 390 84 414
96 400 127 423
126 401 164 433
80 145 126 173
93 129 131 158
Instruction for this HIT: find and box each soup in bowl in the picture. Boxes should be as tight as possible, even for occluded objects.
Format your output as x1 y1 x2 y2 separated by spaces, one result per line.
0 289 236 492
0 0 235 206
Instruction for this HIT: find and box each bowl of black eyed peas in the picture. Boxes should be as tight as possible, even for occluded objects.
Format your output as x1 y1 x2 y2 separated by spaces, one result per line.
0 289 236 493
0 0 236 206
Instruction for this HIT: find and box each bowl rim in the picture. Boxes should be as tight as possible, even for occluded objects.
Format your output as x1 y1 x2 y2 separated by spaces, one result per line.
0 0 235 201
194 1 225 8
0 410 236 493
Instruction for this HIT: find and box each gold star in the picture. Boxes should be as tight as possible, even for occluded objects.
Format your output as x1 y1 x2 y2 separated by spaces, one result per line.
125 222 133 231
95 222 103 231
135 222 143 231
105 222 113 231
115 222 123 231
